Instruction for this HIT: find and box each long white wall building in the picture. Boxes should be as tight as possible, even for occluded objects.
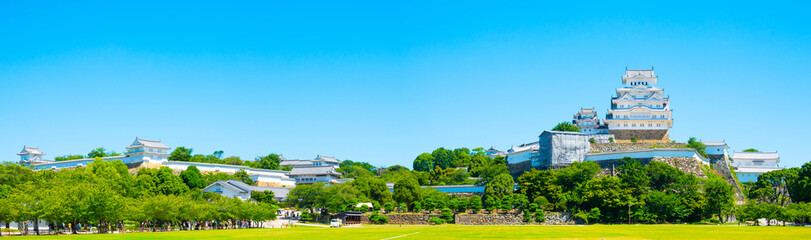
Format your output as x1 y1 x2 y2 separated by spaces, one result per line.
17 138 296 187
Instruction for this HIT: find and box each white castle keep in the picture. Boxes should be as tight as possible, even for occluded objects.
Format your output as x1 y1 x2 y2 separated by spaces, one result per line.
574 68 673 142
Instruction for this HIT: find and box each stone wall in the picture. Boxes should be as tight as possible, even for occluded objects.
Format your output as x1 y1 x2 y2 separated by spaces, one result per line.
382 214 441 224
456 214 523 225
609 130 670 143
455 212 575 225
593 157 707 178
590 142 687 153
713 156 745 202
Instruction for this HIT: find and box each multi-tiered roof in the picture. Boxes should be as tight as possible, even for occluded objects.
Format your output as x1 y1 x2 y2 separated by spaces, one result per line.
604 68 673 130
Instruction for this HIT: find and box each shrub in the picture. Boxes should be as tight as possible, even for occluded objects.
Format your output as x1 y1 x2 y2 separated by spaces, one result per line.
589 137 596 143
455 198 468 212
608 137 614 143
373 202 381 211
359 205 370 212
522 209 532 223
528 203 539 213
552 122 581 132
429 217 445 225
631 137 638 143
413 202 422 213
383 202 394 212
300 212 313 222
534 211 545 223
441 208 454 222
469 195 483 212
369 211 389 224
533 196 550 210
399 203 407 213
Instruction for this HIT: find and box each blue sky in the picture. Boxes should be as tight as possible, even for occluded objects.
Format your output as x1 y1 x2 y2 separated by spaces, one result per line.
2 1 810 167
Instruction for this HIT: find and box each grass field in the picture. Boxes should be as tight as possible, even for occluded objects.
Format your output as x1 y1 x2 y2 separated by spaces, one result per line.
15 224 811 240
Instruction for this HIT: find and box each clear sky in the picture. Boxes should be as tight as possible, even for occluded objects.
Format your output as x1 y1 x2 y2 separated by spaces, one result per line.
2 1 810 168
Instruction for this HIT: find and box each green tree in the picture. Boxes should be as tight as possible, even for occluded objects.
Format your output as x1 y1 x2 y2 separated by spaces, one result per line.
412 202 422 212
555 162 600 193
704 177 735 223
339 160 376 172
431 148 454 169
287 182 326 212
473 163 508 185
55 154 85 161
469 195 483 212
351 176 392 204
413 153 434 172
788 162 811 203
251 190 276 203
686 137 708 158
87 147 120 158
234 169 254 185
743 148 760 152
617 158 650 196
485 173 515 203
180 165 207 190
517 169 561 209
646 190 687 223
440 208 453 222
393 176 422 209
169 147 193 162
552 122 580 132
156 167 189 195
255 154 282 170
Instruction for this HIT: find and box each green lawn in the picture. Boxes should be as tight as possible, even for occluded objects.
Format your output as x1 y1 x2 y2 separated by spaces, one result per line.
15 224 811 240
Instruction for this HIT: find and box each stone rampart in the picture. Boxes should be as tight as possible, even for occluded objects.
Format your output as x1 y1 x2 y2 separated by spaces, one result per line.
593 157 707 178
455 212 575 225
382 214 440 224
609 130 670 143
590 142 687 153
455 214 523 225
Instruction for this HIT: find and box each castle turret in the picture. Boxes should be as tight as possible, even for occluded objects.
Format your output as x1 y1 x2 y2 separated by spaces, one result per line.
126 138 170 164
17 146 50 164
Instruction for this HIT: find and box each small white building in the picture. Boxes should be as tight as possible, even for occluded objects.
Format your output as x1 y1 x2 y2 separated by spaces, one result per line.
731 151 783 182
505 142 540 165
485 147 506 158
202 179 293 202
703 141 731 157
17 146 50 165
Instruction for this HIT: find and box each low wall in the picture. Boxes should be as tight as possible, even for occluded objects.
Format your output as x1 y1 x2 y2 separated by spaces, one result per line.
455 214 523 225
383 214 441 224
455 212 575 225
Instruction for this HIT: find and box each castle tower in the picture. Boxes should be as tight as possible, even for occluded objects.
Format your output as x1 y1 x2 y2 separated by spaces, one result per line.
572 108 608 134
603 68 673 142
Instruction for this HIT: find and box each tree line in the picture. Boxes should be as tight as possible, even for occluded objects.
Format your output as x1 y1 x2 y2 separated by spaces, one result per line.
54 147 122 161
167 147 290 171
288 156 786 225
0 159 277 236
